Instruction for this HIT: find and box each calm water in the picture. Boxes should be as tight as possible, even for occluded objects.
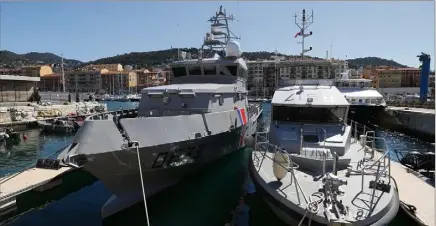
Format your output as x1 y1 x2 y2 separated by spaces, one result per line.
1 101 433 226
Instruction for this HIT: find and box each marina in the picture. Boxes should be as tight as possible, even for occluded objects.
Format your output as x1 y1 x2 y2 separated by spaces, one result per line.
0 2 434 226
0 100 432 226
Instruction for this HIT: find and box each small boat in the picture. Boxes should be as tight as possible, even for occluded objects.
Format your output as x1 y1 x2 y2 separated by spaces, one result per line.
0 128 21 142
249 85 399 225
38 118 82 134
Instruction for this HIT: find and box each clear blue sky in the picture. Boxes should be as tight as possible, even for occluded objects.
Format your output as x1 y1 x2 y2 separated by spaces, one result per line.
1 1 434 67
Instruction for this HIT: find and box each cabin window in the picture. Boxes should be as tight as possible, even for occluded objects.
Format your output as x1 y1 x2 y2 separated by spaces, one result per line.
188 66 201 75
365 99 370 104
219 96 224 106
226 66 238 76
272 106 345 123
351 99 356 103
203 65 216 75
172 67 187 77
358 99 362 103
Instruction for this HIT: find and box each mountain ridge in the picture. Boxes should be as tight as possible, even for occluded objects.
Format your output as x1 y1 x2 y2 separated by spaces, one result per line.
1 49 410 70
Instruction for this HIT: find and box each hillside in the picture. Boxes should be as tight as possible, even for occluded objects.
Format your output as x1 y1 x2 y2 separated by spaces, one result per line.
89 48 408 69
0 50 83 69
347 57 408 69
1 49 410 70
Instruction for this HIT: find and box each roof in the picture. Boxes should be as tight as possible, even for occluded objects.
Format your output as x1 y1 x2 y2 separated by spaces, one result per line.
271 85 349 107
340 89 384 98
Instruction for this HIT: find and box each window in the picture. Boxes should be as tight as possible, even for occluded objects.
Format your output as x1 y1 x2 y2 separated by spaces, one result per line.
188 66 201 75
219 96 224 106
203 65 216 75
272 106 346 123
226 65 238 76
172 67 187 77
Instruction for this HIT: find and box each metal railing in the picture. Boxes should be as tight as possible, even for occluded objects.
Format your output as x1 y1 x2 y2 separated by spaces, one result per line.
253 132 308 205
256 115 393 219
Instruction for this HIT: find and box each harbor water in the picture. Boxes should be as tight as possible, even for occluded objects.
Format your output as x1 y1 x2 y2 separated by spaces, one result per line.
1 101 433 226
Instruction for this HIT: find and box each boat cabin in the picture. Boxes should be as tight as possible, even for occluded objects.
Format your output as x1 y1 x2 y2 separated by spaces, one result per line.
269 86 354 161
137 56 249 117
335 79 385 106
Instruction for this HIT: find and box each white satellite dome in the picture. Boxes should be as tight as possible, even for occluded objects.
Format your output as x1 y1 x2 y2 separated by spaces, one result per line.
225 40 241 57
124 65 133 71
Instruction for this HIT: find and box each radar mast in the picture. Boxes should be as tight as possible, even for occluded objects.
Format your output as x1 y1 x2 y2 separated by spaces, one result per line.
294 9 314 59
200 6 240 58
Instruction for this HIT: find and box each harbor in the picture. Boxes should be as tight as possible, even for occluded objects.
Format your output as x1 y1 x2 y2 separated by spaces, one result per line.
0 2 434 226
0 101 433 226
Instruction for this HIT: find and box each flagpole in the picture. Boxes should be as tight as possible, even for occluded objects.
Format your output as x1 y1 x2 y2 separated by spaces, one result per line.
61 54 65 92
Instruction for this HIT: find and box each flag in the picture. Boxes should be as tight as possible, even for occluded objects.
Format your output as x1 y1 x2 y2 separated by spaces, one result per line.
236 108 247 126
294 32 301 38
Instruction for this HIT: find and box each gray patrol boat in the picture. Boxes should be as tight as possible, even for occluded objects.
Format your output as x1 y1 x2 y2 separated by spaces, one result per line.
249 85 399 225
57 6 262 218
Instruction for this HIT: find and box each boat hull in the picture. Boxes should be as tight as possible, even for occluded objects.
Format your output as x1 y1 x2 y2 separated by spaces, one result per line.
248 154 400 226
83 126 245 218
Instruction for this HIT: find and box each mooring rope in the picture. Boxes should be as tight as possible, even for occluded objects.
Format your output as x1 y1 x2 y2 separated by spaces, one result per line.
132 141 151 226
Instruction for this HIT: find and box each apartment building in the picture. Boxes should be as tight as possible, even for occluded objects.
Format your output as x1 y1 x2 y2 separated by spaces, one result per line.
100 71 137 94
82 64 123 72
399 68 421 87
65 70 101 93
247 58 343 98
362 66 421 88
136 69 167 90
40 73 62 92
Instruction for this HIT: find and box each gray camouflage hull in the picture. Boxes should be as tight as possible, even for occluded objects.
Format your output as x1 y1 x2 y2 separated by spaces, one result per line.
83 126 244 218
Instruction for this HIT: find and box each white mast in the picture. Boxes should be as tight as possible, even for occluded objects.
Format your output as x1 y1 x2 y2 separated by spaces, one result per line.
61 54 66 92
294 9 314 59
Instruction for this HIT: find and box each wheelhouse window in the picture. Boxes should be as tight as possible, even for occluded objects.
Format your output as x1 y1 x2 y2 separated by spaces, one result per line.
226 65 238 76
172 67 187 77
203 65 216 75
188 66 201 75
272 106 346 123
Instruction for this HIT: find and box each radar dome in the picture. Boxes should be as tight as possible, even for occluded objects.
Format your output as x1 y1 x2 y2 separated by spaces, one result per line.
124 65 133 71
225 40 241 57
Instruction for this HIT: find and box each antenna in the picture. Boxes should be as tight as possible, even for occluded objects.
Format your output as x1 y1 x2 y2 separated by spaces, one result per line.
176 5 180 61
201 6 240 58
330 41 333 59
294 9 314 59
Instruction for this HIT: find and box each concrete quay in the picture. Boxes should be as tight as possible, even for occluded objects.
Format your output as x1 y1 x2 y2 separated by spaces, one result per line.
381 106 435 141
0 101 107 130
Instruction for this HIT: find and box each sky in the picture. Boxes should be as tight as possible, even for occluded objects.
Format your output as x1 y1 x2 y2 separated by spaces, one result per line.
0 1 434 68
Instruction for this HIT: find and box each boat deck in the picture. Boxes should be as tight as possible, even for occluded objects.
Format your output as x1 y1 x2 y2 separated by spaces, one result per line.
375 151 434 226
252 141 397 225
0 166 72 202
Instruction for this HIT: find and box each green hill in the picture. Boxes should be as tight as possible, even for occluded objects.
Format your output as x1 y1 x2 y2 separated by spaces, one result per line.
0 50 83 69
1 49 410 70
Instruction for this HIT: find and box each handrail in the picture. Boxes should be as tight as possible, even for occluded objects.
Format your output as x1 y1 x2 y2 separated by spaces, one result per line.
255 131 310 204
